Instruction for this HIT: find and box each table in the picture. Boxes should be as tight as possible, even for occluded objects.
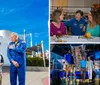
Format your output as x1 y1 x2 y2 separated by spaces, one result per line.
50 35 100 43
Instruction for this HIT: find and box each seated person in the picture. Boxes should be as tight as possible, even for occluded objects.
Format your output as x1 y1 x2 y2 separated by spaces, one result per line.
86 10 100 37
50 9 67 36
64 10 87 35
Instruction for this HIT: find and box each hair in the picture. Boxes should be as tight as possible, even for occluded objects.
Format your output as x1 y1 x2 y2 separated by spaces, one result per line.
95 9 100 25
76 10 84 16
11 32 18 38
52 9 63 22
90 9 100 25
87 56 90 60
81 56 85 60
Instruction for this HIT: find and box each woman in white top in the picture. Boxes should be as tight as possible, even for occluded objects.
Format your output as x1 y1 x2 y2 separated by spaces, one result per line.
0 54 4 85
86 56 94 82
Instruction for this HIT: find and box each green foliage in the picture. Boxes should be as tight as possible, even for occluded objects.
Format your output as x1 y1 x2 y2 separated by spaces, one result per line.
26 56 49 67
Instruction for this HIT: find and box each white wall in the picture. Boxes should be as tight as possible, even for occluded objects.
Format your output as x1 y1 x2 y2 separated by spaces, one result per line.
67 0 84 7
68 0 100 7
67 0 100 13
84 0 100 7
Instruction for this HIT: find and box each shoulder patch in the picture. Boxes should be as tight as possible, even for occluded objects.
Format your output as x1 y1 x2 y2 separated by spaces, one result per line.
21 41 26 43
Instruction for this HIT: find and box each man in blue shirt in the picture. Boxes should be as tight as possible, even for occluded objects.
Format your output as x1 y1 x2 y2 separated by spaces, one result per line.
7 32 26 85
80 56 87 82
64 10 87 35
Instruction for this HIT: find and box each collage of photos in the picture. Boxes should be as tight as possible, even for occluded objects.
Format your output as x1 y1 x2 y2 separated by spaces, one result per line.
0 0 49 85
50 0 100 85
0 0 100 85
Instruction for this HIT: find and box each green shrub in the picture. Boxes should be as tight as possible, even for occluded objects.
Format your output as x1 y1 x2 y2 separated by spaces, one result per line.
26 56 49 67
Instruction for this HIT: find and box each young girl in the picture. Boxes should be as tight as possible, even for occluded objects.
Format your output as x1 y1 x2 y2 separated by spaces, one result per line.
0 54 4 85
50 9 67 37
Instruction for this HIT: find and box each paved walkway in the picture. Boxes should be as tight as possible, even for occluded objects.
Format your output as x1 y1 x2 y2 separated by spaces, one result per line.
2 71 49 85
2 66 49 85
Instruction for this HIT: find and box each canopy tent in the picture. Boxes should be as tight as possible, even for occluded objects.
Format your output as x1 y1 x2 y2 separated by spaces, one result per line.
26 44 41 55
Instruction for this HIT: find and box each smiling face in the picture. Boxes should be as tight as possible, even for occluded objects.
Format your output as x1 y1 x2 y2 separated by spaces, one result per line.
10 34 18 42
53 9 63 22
88 56 90 61
88 12 93 22
59 12 64 21
75 13 82 21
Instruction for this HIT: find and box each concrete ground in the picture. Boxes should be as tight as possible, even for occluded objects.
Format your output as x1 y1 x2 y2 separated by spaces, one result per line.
2 66 49 85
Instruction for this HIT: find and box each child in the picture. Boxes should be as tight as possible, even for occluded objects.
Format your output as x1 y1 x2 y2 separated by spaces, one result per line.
68 65 76 85
0 54 4 85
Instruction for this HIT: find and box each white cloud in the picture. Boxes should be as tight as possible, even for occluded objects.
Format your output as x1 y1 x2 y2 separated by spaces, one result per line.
33 32 47 38
4 9 15 15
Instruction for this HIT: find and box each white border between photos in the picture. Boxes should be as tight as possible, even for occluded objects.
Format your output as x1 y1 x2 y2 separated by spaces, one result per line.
48 0 50 85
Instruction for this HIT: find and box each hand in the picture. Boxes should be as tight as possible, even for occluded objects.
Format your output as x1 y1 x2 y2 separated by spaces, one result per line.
0 63 3 66
12 60 19 67
82 26 86 32
9 45 14 49
52 35 56 40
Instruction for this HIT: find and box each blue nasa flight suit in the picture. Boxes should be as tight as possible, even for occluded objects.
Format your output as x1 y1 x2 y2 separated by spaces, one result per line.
64 18 87 35
64 53 74 65
7 38 26 85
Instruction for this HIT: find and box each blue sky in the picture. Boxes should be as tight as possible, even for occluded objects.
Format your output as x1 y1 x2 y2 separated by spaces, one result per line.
0 0 49 51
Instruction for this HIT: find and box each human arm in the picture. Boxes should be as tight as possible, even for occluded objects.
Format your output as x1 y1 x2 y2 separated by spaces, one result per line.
0 54 4 66
64 19 72 27
11 42 26 54
7 46 19 67
82 20 88 32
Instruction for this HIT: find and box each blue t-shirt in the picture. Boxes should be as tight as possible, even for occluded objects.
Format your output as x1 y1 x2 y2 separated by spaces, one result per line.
64 18 87 35
80 60 87 68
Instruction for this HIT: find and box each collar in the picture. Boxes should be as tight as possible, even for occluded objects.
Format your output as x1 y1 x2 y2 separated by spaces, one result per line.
14 38 21 45
75 18 82 22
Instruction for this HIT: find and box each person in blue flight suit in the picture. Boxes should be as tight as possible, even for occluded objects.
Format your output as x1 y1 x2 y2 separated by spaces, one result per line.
64 50 74 65
64 10 87 35
7 32 26 85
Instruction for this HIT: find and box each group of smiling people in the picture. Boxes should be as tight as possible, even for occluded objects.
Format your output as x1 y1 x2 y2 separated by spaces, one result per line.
50 8 100 37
